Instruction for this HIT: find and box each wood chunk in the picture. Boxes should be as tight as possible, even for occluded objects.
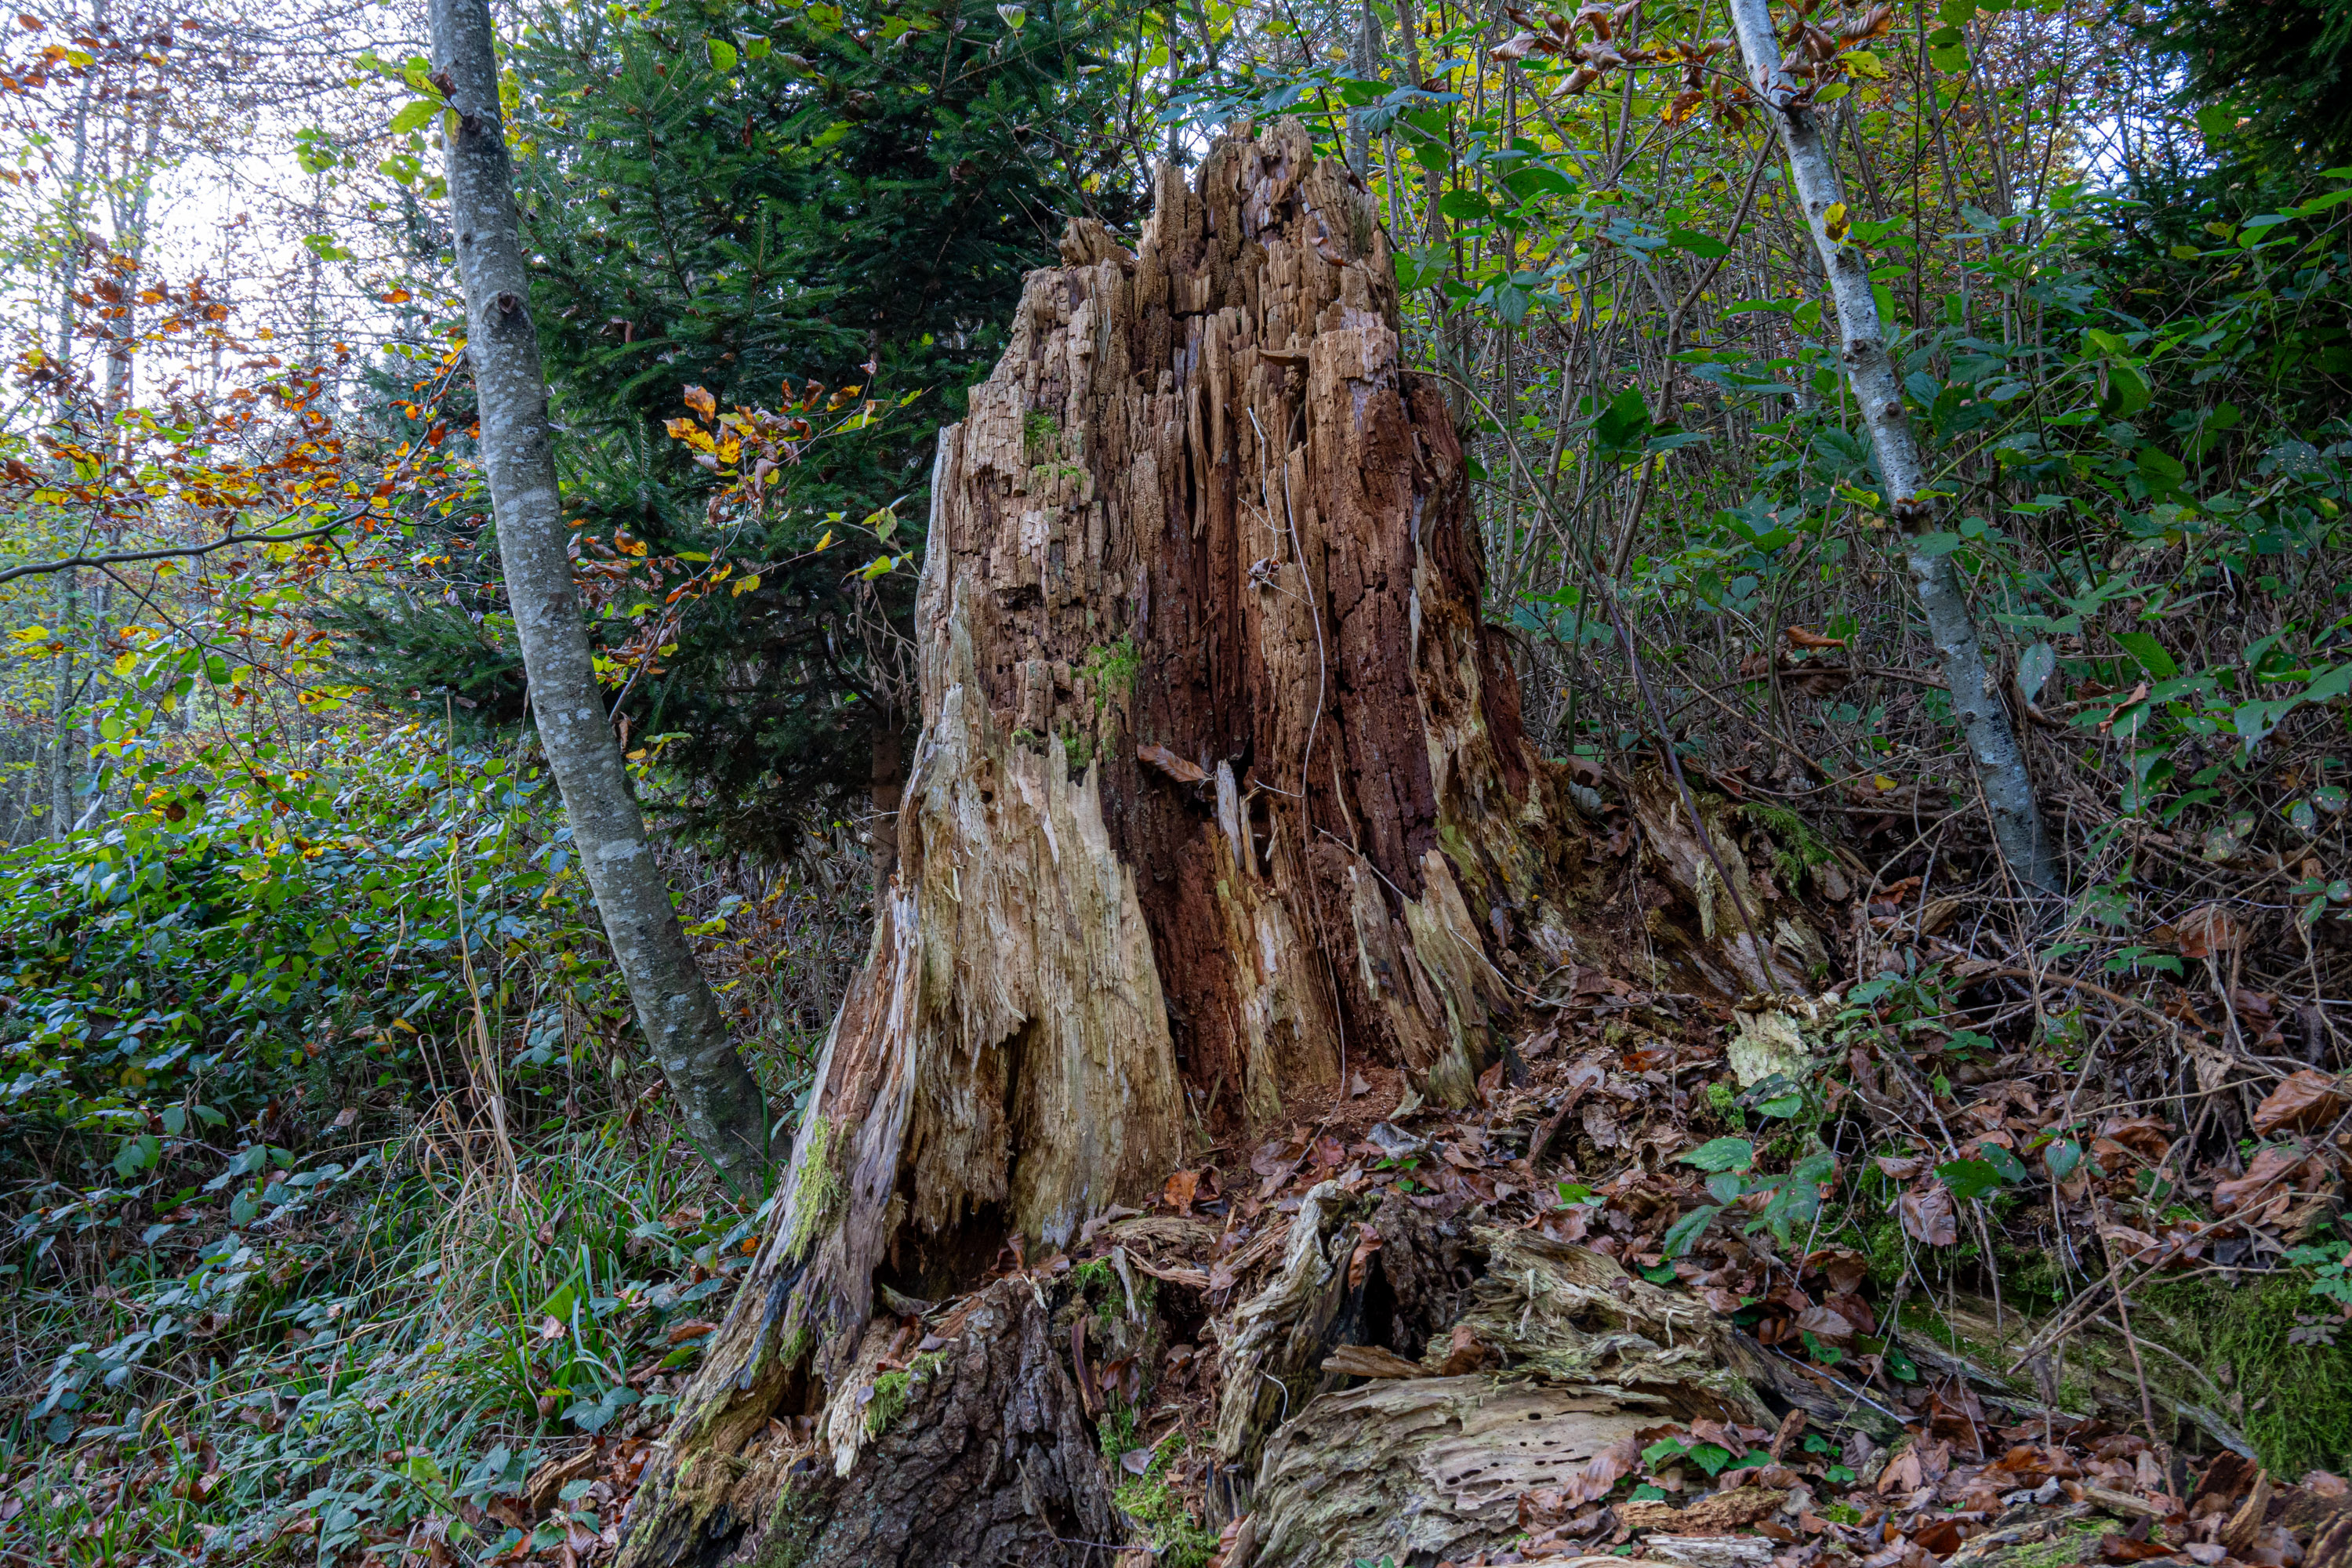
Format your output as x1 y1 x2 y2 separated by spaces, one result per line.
1619 1490 1791 1534
2223 1470 2274 1558
1250 1377 1655 1568
1321 1343 1427 1379
1641 1536 1779 1568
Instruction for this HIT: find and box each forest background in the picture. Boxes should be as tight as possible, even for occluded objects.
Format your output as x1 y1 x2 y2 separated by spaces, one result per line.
0 0 2349 1558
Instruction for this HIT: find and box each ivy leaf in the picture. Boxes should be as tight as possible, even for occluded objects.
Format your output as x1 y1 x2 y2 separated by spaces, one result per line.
1662 1203 1721 1257
1679 1137 1755 1174
1936 1156 2005 1201
1978 1143 2031 1185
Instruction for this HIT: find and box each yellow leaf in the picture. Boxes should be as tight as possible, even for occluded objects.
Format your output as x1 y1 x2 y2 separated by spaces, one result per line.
815 529 833 552
731 572 760 596
1822 201 1852 241
1844 49 1888 79
1873 774 1898 792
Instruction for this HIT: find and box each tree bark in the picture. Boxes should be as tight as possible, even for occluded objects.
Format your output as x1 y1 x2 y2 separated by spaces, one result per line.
1725 0 2060 895
429 0 769 1196
619 122 1599 1567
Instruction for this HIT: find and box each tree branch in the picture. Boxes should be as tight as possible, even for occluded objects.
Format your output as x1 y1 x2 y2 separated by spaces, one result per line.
0 516 354 589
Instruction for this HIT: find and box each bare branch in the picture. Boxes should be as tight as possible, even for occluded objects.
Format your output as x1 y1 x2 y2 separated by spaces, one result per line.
0 515 356 590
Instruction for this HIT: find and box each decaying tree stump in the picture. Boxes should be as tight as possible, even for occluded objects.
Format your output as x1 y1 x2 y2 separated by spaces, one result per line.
618 121 1595 1567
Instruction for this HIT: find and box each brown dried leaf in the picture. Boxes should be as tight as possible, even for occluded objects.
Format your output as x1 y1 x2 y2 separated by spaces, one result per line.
1137 742 1208 785
1163 1169 1200 1214
2154 902 2249 959
2252 1069 2352 1136
1438 1323 1497 1376
1348 1222 1383 1291
1900 1183 1958 1247
1795 1305 1857 1344
2215 1145 2329 1215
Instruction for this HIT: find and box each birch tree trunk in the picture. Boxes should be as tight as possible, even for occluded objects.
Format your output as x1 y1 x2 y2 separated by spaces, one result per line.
429 0 769 1195
1726 0 2060 895
615 122 1643 1568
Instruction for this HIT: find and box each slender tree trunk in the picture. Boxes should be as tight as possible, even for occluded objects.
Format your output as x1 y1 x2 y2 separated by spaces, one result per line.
47 568 75 838
618 122 1612 1568
47 0 94 841
429 0 770 1194
1726 0 2060 895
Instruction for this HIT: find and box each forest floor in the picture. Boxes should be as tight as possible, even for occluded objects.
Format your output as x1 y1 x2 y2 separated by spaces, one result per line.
6 771 2352 1568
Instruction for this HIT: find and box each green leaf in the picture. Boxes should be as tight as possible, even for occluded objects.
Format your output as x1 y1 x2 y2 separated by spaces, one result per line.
388 99 439 136
1978 1143 2031 1185
995 3 1026 27
1935 1156 2004 1201
2096 359 2152 418
2114 631 2178 680
1680 1137 1755 1173
2018 641 2056 704
2303 664 2352 706
1667 228 1732 260
706 37 738 71
1594 387 1650 452
1438 187 1494 223
1662 1203 1721 1257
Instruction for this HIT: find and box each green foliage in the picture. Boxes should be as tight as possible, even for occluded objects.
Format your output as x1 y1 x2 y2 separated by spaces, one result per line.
1081 637 1138 710
1025 410 1063 459
343 0 1146 856
2137 1271 2352 1475
2136 0 2352 169
8 1123 753 1555
1664 1131 1837 1258
0 719 612 1148
1108 1431 1217 1568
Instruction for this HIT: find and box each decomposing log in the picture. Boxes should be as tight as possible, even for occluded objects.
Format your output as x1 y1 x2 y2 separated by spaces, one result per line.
616 122 1794 1568
1243 1232 1788 1567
